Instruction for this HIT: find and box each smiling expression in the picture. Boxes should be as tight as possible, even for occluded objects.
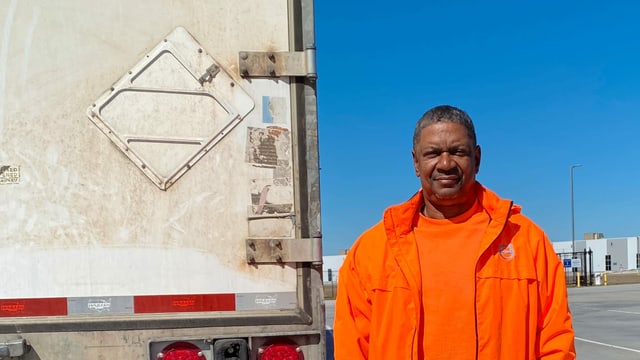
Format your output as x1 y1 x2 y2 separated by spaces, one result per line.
412 122 481 218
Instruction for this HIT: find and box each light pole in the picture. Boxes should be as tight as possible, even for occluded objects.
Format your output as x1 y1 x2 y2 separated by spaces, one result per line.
570 164 582 254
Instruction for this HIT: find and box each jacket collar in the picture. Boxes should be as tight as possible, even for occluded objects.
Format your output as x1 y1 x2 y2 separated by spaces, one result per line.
382 182 515 290
384 182 515 238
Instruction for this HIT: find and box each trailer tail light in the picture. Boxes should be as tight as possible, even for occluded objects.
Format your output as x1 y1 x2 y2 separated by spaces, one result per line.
257 343 304 360
157 342 204 360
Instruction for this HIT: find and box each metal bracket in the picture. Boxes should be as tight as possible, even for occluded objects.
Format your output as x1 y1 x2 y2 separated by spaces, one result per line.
0 339 29 359
238 48 317 79
198 64 220 84
246 237 322 264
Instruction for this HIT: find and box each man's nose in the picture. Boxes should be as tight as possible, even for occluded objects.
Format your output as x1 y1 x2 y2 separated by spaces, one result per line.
437 152 456 171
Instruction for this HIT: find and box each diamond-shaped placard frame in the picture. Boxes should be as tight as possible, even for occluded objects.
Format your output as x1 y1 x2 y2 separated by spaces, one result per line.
87 27 254 190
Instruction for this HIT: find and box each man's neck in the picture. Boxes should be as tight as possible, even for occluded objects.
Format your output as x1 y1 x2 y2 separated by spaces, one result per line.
422 197 477 219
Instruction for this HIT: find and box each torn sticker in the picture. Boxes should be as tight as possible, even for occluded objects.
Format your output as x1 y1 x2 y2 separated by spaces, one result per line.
250 180 293 215
245 126 290 168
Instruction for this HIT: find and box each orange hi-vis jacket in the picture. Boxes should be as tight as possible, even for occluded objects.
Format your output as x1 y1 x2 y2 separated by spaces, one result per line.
334 183 576 359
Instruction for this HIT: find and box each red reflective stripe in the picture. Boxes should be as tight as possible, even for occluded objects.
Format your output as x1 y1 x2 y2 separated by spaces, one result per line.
0 298 67 317
134 294 235 313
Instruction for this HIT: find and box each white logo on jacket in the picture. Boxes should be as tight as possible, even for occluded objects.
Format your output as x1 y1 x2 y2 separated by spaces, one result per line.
498 244 515 261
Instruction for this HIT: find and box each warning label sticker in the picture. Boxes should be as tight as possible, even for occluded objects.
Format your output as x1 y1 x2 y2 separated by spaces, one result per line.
0 165 20 185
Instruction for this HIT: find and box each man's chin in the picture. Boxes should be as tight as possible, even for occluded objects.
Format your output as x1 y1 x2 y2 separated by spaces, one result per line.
433 188 462 200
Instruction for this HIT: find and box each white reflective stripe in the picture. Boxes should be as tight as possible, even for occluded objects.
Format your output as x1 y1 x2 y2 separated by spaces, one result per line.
67 296 134 315
235 292 297 310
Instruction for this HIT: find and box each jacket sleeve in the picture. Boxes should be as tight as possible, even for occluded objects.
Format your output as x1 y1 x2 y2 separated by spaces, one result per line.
536 234 576 360
333 250 372 360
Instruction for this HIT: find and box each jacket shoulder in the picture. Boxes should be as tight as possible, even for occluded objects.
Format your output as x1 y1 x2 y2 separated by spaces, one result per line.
504 212 558 262
340 220 396 287
347 221 388 265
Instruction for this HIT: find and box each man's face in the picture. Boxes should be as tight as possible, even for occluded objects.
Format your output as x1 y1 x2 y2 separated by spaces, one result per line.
412 122 481 211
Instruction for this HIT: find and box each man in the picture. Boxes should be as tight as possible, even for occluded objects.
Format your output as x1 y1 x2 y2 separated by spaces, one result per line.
333 105 575 359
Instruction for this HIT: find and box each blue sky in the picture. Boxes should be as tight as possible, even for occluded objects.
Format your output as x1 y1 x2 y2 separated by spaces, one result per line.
315 1 640 255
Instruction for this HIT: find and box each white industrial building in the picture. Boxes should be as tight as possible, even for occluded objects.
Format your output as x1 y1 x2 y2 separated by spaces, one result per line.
322 253 347 283
552 235 640 273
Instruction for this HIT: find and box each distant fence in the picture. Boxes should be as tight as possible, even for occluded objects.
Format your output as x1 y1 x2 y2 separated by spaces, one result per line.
557 249 594 286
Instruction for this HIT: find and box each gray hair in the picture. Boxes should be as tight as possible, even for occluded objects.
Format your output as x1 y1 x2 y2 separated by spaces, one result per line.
413 105 477 149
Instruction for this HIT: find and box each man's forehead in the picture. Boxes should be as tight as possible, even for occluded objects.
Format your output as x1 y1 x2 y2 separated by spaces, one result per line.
419 122 473 140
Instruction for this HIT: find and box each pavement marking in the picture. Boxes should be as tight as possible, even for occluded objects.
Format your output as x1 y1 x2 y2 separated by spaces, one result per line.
575 337 640 354
608 310 640 315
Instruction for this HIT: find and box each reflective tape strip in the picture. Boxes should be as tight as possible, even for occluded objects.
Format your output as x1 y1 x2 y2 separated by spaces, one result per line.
0 298 67 317
134 294 236 313
235 292 297 311
68 296 134 315
0 292 297 317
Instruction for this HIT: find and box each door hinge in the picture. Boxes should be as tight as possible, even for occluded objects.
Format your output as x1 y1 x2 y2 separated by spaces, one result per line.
246 237 322 264
238 48 317 79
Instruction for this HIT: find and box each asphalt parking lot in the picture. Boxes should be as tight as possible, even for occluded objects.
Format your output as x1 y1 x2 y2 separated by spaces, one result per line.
569 283 640 360
325 283 640 359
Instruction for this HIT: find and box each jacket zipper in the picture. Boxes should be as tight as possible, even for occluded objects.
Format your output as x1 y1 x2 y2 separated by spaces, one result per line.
474 201 513 360
411 271 420 360
473 259 479 360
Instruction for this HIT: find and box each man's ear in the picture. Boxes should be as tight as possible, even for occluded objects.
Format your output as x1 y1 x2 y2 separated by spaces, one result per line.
412 149 420 177
475 145 481 174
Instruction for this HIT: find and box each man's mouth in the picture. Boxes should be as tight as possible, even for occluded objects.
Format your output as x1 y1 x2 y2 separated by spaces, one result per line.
434 176 459 186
